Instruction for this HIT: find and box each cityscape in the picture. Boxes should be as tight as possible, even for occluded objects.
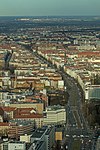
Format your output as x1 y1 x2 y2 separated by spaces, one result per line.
0 15 100 150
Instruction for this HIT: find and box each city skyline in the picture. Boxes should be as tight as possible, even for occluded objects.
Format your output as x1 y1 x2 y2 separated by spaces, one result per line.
0 6 100 149
0 0 100 16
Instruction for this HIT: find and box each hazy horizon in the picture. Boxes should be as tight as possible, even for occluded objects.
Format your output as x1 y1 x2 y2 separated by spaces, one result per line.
0 0 100 16
0 15 100 17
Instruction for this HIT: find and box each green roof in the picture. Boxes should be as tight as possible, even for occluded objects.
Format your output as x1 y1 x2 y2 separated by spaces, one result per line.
89 88 100 100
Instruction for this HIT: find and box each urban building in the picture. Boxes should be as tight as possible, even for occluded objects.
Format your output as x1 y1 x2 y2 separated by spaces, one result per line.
8 141 26 150
43 105 66 125
30 126 55 150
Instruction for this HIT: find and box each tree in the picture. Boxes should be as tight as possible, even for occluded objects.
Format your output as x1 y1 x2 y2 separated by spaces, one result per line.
94 74 100 85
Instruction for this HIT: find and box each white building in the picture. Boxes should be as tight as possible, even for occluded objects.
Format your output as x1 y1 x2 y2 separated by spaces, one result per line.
8 141 26 150
30 126 55 150
85 85 100 101
43 105 66 125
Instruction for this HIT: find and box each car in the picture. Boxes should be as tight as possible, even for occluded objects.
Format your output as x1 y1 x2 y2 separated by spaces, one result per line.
66 134 70 137
81 139 84 143
85 135 89 138
80 135 84 138
73 135 77 138
73 124 76 127
61 146 63 149
88 140 91 142
66 145 68 149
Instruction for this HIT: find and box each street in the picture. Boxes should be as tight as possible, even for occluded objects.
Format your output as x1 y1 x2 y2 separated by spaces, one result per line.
60 70 96 150
29 49 97 150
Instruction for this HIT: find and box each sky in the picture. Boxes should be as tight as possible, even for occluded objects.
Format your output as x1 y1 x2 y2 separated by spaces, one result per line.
0 0 100 16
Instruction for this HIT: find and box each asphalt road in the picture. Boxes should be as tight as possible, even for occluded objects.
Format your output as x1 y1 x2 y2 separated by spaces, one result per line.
60 71 97 150
26 47 97 150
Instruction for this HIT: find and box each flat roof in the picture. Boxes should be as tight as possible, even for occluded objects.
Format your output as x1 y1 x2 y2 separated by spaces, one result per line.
31 127 47 138
89 88 100 100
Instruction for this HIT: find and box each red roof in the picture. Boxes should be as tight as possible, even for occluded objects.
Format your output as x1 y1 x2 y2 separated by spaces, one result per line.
0 44 12 50
14 114 43 119
13 108 43 119
78 51 100 56
0 122 9 126
2 107 16 112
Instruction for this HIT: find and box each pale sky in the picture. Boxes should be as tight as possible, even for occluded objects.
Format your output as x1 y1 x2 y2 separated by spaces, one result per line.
0 0 100 16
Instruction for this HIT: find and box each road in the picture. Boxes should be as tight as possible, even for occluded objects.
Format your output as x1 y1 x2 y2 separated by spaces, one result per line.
60 71 97 150
25 46 97 150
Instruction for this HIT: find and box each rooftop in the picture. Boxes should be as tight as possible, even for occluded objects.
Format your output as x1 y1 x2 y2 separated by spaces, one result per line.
46 105 65 111
89 87 100 100
31 127 48 138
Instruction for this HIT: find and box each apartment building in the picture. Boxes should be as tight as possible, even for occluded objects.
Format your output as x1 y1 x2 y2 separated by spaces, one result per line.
43 105 66 125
